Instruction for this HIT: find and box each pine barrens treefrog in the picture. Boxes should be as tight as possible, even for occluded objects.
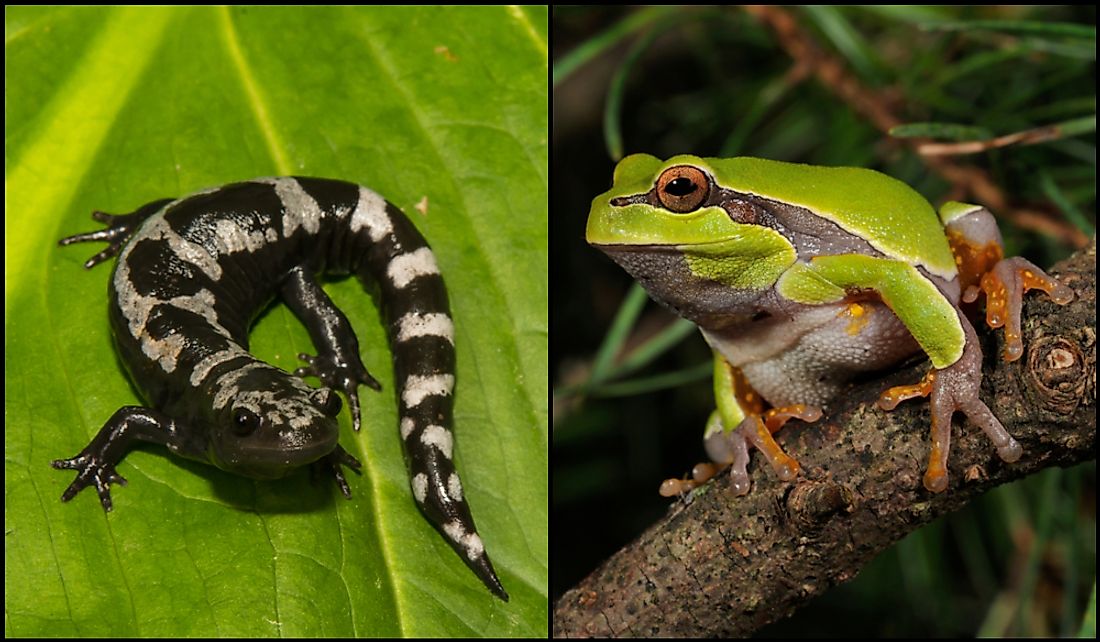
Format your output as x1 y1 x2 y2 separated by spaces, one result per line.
587 154 1073 496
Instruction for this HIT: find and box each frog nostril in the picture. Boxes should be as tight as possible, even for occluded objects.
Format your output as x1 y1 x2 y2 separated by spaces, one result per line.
610 194 646 207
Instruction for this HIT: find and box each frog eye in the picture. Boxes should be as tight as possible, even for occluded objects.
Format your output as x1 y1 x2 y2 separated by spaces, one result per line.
656 166 709 213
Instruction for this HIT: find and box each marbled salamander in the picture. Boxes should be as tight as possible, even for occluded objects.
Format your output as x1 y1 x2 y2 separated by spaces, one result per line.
54 177 507 601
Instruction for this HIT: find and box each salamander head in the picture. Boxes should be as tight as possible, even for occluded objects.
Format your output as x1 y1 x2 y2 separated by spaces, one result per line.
207 365 343 479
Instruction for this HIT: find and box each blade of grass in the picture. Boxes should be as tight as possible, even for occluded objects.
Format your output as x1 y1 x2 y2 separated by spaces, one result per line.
920 19 1096 40
1039 169 1095 237
613 318 697 380
589 361 712 398
589 283 649 384
553 6 678 87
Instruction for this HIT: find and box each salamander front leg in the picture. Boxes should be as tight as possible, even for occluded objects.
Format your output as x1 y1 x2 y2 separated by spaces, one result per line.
314 444 363 499
281 266 382 432
52 406 183 511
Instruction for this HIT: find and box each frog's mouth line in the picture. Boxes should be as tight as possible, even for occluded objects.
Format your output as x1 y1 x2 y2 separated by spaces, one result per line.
590 242 674 251
590 239 737 251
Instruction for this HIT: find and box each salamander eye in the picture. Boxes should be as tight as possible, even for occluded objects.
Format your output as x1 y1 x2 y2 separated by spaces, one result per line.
232 408 261 436
656 165 710 213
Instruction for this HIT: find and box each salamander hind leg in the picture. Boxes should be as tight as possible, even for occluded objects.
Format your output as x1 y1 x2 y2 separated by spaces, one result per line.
58 198 175 269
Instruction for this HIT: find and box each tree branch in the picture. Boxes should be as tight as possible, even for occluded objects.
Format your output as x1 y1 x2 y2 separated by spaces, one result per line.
554 242 1095 637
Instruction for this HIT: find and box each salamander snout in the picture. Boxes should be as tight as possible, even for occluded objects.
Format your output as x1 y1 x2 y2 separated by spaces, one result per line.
208 372 345 479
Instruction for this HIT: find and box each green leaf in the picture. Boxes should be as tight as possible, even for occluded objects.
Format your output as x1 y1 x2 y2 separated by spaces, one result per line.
6 5 547 637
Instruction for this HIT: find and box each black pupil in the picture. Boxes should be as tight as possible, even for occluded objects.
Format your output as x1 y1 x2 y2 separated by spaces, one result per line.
665 177 698 197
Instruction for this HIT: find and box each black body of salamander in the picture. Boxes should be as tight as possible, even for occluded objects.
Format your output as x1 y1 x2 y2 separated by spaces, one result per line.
54 176 507 601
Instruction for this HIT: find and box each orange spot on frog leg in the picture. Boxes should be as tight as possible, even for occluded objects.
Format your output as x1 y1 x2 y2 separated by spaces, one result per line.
839 302 871 336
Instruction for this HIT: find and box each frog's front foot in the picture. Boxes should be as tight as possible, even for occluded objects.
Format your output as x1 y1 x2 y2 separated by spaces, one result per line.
878 346 1021 493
